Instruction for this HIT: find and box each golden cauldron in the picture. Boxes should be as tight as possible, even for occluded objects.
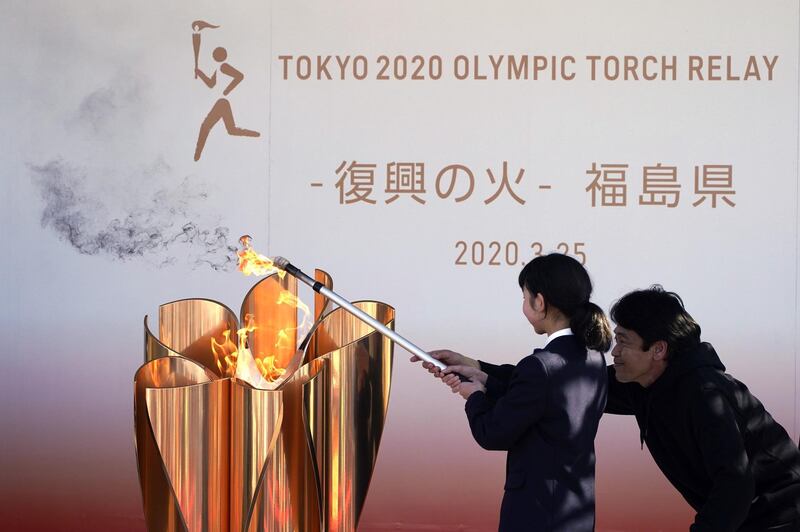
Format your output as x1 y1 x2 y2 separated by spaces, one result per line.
134 270 394 531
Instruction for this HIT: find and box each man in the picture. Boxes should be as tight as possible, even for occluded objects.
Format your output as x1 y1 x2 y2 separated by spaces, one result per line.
607 285 800 531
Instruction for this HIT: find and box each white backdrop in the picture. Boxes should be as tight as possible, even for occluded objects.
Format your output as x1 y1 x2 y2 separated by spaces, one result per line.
1 1 798 530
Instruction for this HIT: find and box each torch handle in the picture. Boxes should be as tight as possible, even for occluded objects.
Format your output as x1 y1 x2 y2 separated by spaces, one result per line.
192 33 201 78
277 259 463 375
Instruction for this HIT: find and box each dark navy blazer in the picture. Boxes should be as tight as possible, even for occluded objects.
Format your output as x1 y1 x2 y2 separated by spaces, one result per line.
468 335 608 532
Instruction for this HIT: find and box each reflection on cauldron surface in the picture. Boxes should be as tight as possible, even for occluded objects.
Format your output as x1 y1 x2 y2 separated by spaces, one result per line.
134 271 394 532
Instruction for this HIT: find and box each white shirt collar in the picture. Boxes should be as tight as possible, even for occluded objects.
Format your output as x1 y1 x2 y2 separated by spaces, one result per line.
545 327 573 347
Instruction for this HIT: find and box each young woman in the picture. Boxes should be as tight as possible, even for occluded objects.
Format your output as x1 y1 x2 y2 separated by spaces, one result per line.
413 253 611 532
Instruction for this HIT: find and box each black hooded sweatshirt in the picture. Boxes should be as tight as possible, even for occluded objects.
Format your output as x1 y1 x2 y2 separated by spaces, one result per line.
606 342 800 531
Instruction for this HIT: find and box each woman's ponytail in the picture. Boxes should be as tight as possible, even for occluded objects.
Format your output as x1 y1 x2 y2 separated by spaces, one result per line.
570 301 612 353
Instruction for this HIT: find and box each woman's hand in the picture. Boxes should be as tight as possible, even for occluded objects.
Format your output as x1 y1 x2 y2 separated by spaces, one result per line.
409 349 479 378
442 365 488 385
455 380 486 400
441 366 488 400
442 377 486 400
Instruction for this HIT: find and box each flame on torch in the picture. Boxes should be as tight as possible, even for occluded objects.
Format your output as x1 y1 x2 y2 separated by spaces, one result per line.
237 235 286 278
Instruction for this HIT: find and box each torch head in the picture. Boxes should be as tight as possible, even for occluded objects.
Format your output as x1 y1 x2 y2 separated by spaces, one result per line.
270 257 312 287
272 256 290 270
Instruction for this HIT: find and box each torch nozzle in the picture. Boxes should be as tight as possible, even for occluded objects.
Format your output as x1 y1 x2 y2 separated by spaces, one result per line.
272 256 291 270
270 256 314 287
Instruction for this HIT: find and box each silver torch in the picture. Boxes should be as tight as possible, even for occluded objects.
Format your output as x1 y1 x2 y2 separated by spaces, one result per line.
273 256 452 373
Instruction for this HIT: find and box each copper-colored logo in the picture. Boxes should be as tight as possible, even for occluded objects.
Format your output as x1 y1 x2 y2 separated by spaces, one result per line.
192 20 260 161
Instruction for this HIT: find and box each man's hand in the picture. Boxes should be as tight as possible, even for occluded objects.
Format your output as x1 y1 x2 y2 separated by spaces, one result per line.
409 349 479 378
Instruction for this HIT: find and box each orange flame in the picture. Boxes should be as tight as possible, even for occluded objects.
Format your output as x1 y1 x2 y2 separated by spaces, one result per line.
254 354 285 382
237 235 286 278
211 313 286 385
276 289 313 344
236 313 258 353
242 313 286 382
230 236 314 385
211 330 238 377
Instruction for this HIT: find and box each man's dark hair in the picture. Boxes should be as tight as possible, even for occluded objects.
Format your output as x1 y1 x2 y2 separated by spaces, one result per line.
610 285 701 357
